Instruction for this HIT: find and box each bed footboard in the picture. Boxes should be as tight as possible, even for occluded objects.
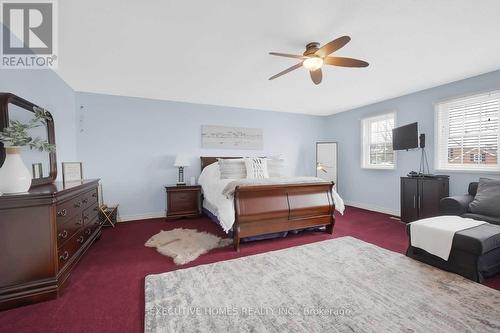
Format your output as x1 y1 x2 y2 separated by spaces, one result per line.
233 182 335 251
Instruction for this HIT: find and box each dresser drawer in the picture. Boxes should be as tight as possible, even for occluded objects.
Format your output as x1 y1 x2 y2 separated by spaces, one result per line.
81 188 99 210
57 215 84 248
83 202 99 226
90 214 104 233
81 214 98 240
56 196 85 225
58 229 87 270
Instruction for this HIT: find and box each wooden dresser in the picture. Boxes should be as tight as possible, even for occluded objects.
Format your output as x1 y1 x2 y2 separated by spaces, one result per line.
0 179 102 310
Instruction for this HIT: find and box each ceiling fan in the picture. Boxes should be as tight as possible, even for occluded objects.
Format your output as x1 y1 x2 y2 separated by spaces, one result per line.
268 36 369 85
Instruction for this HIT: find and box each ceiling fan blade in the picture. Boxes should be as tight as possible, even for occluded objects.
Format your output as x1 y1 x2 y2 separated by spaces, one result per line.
324 56 369 67
269 52 306 60
315 36 351 58
309 68 322 85
269 62 303 80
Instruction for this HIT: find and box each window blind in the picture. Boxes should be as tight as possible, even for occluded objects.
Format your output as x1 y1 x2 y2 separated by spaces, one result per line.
435 90 500 171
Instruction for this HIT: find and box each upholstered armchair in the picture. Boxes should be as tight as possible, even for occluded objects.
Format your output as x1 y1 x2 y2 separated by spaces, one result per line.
440 180 500 225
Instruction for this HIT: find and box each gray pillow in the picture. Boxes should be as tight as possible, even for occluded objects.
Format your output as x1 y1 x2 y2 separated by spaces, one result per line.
217 158 246 179
469 178 500 217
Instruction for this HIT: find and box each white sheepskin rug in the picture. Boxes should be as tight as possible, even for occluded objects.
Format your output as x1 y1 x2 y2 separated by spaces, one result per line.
145 228 232 265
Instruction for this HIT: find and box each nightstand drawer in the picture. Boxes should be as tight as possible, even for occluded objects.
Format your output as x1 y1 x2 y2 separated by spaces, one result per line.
169 191 198 211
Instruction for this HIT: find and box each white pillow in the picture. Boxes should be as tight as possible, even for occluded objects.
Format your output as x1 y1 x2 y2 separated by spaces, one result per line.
244 157 269 179
267 157 286 178
218 158 246 179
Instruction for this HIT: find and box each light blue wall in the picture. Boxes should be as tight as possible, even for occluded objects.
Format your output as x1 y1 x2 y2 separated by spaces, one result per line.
325 70 500 215
0 69 77 176
75 92 326 220
2 63 499 220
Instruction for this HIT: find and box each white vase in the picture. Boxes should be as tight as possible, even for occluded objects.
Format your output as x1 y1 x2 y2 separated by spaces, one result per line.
0 147 32 194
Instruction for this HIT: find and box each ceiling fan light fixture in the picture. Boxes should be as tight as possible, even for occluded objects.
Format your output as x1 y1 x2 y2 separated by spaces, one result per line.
303 56 323 71
268 36 368 84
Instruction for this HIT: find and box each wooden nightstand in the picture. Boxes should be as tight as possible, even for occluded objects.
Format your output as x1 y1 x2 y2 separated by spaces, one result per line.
165 185 202 219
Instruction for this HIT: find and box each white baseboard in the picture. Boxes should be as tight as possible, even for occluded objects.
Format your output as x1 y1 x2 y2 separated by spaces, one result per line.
344 200 400 217
117 211 166 223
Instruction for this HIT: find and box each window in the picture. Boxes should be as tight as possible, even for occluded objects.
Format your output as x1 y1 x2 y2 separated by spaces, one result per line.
361 112 395 169
435 90 500 172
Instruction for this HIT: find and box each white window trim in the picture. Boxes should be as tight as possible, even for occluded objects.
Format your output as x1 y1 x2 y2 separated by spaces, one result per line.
434 89 500 173
360 112 397 170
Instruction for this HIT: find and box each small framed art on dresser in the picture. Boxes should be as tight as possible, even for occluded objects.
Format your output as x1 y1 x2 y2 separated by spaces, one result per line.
62 162 83 184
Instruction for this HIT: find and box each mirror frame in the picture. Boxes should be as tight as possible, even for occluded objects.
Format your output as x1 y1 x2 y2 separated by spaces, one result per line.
316 141 338 189
0 92 57 186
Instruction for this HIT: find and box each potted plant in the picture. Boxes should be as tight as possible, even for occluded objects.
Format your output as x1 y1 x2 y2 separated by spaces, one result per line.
0 106 56 194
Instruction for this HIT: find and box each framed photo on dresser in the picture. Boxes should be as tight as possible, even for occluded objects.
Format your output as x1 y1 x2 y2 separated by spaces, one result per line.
62 162 83 184
32 163 43 179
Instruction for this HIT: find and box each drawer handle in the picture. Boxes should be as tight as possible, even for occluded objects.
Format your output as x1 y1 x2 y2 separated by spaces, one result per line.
82 199 88 204
77 235 85 244
59 251 69 261
75 218 83 226
74 201 82 208
57 209 67 217
83 214 89 221
85 228 92 235
58 230 68 239
92 193 97 198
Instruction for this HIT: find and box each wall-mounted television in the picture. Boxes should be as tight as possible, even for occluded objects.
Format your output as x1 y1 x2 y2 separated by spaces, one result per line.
392 122 419 150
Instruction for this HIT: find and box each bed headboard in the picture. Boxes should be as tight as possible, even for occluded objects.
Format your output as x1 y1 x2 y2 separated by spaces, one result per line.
200 156 242 171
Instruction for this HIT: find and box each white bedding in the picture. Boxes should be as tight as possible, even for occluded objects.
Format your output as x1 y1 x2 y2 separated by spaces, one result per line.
198 162 345 233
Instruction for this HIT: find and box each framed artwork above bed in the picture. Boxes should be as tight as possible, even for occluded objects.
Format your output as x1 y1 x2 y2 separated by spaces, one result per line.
201 125 263 150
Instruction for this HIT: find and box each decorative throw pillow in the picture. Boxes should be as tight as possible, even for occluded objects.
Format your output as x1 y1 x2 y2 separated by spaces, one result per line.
244 157 269 179
267 156 286 178
217 158 246 179
469 178 500 217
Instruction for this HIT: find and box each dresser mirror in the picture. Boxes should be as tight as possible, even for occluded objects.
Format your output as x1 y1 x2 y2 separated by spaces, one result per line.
316 142 338 189
0 93 57 186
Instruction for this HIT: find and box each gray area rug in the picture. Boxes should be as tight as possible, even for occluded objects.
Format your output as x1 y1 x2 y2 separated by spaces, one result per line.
145 236 500 333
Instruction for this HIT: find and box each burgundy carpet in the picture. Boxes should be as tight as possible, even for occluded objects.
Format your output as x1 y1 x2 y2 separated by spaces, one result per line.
1 206 499 333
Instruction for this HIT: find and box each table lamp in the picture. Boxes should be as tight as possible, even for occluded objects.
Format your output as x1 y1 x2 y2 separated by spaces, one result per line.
174 155 190 185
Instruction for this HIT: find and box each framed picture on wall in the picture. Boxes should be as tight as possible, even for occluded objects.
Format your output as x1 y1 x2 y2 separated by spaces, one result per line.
62 162 83 184
201 125 264 150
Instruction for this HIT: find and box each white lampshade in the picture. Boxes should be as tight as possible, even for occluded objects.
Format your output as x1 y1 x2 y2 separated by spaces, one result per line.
174 155 190 167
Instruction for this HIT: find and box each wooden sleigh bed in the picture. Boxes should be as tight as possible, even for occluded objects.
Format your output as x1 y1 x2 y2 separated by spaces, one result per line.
200 157 336 251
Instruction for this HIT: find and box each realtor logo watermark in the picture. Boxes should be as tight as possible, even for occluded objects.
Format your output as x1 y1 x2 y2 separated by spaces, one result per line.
1 0 57 68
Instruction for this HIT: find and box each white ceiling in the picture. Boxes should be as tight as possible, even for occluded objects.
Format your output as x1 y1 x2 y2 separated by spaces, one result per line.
57 0 500 116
